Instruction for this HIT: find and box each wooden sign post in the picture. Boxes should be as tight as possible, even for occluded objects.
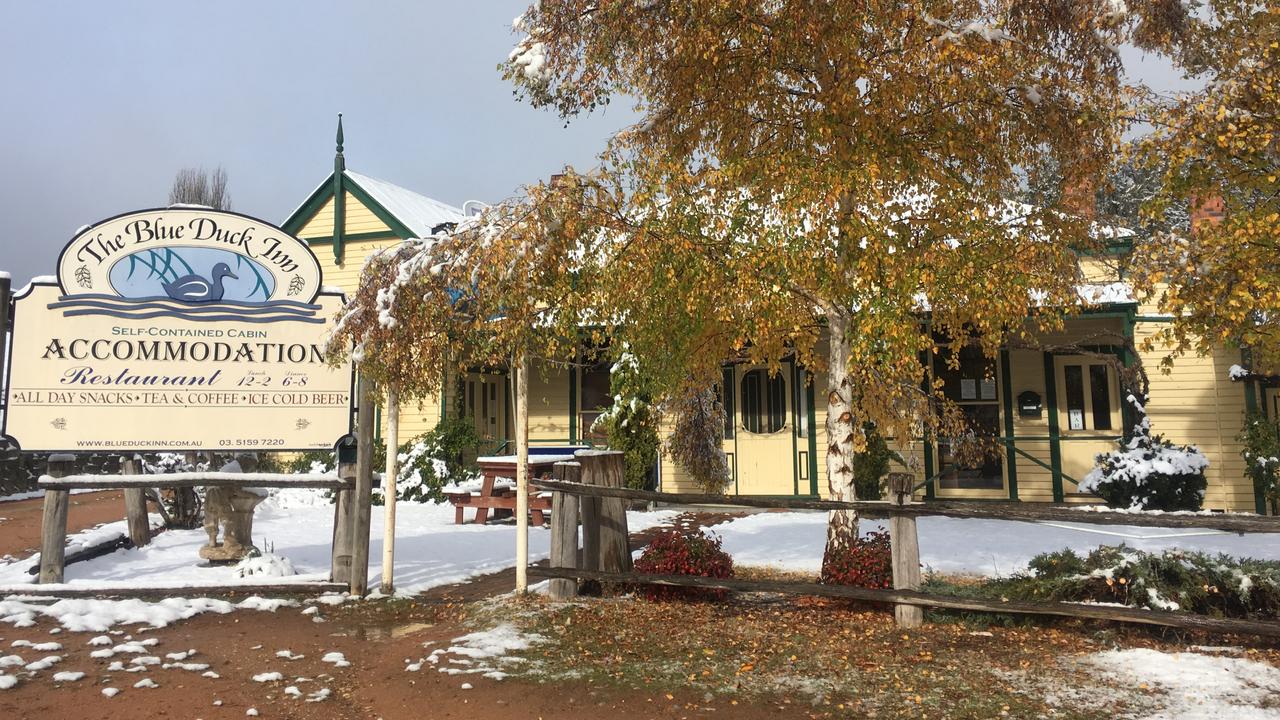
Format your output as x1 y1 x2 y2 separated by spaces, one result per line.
120 456 151 548
350 375 376 596
38 455 76 584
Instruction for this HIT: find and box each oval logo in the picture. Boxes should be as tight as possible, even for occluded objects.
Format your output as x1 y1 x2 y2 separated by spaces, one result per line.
53 208 325 323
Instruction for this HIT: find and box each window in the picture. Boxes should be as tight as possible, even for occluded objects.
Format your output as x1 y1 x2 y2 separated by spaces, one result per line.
1059 360 1116 432
740 369 785 434
934 345 1003 491
1089 365 1112 430
580 364 612 440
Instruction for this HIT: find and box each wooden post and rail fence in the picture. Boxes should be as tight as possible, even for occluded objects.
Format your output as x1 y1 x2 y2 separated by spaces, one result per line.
535 463 1280 639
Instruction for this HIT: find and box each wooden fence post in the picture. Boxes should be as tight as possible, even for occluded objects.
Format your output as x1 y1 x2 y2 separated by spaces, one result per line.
331 440 357 584
120 456 151 548
888 472 923 629
577 450 631 574
39 455 76 584
350 375 376 596
549 461 581 600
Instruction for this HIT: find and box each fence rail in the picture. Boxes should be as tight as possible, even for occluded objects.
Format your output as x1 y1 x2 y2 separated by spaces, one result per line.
538 471 1280 637
529 478 1280 534
529 566 1280 639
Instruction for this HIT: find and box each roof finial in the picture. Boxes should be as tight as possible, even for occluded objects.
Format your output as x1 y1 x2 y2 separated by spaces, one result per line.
334 113 345 172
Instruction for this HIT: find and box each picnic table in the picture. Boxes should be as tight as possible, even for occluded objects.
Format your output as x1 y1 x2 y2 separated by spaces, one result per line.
444 454 577 525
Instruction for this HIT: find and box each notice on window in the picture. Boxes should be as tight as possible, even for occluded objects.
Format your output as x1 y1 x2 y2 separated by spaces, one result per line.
1068 409 1085 431
960 379 977 400
980 378 997 400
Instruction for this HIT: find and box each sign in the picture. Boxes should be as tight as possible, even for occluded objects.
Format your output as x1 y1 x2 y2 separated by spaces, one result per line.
2 208 353 452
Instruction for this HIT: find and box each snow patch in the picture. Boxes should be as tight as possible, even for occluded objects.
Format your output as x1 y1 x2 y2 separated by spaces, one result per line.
1080 648 1280 718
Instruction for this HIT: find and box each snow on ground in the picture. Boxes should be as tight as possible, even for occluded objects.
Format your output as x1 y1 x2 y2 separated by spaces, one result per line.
410 623 545 681
0 488 113 504
713 511 1280 577
0 490 678 596
1080 648 1280 719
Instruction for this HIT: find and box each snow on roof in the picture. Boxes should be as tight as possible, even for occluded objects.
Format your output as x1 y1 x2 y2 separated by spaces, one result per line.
344 171 467 238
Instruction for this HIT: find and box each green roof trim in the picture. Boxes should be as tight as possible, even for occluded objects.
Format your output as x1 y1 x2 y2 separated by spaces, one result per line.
342 176 416 240
280 171 418 263
281 172 336 236
302 231 401 246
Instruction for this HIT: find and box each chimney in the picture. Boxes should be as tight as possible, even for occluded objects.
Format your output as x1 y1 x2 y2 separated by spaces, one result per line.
1061 176 1096 221
1190 194 1225 234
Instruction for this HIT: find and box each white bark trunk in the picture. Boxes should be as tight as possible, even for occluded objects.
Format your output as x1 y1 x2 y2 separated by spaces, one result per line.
514 352 530 593
380 386 399 595
823 310 859 560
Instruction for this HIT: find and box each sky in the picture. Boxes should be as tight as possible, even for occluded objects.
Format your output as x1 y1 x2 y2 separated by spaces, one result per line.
0 2 1192 287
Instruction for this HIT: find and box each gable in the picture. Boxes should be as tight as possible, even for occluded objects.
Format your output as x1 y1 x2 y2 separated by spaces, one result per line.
281 170 464 262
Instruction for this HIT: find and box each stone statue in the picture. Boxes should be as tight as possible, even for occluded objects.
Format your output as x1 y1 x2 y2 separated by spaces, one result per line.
199 454 268 563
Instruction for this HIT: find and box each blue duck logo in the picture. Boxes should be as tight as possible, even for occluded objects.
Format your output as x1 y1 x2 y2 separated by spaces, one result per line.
49 209 327 324
163 261 238 303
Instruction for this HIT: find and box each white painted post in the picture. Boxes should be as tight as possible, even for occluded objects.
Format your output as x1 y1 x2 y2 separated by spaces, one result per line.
514 352 530 594
380 386 399 595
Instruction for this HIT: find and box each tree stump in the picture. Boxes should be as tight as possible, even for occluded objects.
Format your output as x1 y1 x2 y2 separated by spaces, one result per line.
576 450 631 575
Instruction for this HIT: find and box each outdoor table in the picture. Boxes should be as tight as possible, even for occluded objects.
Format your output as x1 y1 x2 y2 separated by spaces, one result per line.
444 454 575 525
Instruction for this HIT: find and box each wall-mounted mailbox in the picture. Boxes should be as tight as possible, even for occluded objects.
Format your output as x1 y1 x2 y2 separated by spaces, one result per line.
1017 391 1043 418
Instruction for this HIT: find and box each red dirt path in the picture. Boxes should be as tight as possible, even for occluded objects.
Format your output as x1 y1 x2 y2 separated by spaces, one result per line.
0 490 129 560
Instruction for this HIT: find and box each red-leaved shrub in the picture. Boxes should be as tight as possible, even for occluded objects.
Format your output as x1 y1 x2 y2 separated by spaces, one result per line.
633 530 734 600
820 530 893 589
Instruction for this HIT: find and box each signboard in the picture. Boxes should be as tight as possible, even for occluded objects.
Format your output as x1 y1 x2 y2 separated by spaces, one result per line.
2 208 353 452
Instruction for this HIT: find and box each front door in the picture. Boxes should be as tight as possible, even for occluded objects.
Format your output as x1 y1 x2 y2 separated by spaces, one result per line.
1053 356 1121 490
933 345 1007 498
733 365 795 495
464 373 507 449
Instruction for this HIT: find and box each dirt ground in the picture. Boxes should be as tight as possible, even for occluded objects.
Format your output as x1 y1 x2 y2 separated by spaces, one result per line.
0 596 803 719
0 491 129 561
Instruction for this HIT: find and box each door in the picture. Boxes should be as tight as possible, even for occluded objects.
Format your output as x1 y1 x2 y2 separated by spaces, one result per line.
464 373 507 450
733 365 795 495
1053 356 1121 489
933 345 1007 498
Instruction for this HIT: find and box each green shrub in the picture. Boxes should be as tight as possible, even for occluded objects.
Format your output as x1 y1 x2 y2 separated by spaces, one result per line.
1241 412 1280 509
374 417 483 504
852 423 896 501
1080 426 1208 511
593 348 661 490
978 545 1280 619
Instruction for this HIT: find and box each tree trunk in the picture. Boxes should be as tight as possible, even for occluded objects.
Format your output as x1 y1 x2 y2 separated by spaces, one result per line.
823 309 858 562
380 385 400 595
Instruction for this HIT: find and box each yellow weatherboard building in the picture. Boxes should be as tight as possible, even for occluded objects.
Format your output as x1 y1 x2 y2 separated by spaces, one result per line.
283 122 1275 514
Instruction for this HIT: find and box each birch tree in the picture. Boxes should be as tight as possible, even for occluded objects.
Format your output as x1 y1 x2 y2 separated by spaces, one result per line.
504 1 1131 557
